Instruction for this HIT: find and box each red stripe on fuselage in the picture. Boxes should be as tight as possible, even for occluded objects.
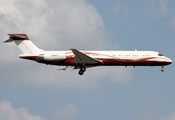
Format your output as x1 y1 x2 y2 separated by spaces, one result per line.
36 57 171 66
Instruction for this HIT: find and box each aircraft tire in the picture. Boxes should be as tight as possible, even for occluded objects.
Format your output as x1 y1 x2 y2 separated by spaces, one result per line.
79 70 84 75
81 67 86 72
161 68 165 72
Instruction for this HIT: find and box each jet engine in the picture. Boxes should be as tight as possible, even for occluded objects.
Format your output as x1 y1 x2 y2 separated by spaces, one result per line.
38 54 66 61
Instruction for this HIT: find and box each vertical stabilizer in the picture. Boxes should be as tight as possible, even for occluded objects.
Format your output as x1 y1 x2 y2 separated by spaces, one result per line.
4 34 43 54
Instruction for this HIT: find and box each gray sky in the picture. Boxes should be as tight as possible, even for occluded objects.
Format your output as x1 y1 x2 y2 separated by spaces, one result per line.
0 0 175 120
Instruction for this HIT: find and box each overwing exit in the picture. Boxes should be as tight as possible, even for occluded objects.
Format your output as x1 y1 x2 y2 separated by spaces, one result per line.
4 34 172 75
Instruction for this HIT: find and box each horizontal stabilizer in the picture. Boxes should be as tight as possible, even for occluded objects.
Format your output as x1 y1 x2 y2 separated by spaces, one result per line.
4 39 13 43
4 34 29 43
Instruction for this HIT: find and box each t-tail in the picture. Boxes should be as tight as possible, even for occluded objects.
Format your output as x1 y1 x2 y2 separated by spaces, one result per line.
4 34 43 54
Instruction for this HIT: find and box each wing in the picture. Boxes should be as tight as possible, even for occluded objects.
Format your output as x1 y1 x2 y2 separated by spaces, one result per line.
70 49 103 65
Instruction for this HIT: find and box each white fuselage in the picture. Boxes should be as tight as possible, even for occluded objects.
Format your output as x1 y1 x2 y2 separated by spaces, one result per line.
5 34 172 75
20 50 172 67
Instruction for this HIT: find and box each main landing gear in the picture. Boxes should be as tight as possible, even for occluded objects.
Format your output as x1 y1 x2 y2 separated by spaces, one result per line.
78 66 86 75
161 65 165 72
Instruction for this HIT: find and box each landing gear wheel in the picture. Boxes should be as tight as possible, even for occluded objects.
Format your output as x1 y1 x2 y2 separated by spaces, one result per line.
81 67 86 72
78 66 86 75
161 68 165 72
79 70 84 75
161 65 165 72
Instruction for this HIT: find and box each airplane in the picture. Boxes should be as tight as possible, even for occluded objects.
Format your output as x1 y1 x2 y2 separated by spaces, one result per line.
4 34 172 75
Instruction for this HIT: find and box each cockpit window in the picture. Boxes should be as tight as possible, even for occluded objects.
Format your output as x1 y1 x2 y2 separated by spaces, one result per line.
158 53 163 56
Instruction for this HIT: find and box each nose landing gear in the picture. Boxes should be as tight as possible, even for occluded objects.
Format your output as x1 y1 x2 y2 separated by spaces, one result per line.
161 65 165 72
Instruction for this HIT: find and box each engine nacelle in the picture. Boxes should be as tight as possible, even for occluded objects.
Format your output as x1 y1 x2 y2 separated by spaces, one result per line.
38 54 66 61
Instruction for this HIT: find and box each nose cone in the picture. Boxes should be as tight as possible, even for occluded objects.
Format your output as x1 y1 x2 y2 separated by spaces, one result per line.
168 58 172 64
165 57 172 65
162 56 172 65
